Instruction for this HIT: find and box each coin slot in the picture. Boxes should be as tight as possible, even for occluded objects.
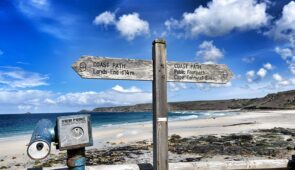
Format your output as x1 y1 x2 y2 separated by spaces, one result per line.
71 127 84 139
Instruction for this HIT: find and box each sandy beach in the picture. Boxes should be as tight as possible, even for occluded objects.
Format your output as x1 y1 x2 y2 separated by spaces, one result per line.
1 110 295 169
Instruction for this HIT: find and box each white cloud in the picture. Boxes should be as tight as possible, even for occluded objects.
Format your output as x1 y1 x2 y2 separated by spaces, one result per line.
275 47 293 62
267 1 295 40
290 78 295 85
94 12 150 41
275 36 295 75
289 63 295 75
279 80 290 86
165 0 269 38
0 85 152 114
242 56 255 63
93 11 116 26
116 13 149 41
246 64 274 83
272 73 291 86
164 18 179 31
0 67 48 88
0 89 53 112
112 85 142 93
263 62 273 70
246 70 255 82
0 90 52 105
44 98 56 105
56 86 151 107
257 68 267 78
273 73 283 81
196 41 223 63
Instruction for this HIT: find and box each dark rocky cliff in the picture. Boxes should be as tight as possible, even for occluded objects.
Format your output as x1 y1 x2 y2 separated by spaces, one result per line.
86 90 295 112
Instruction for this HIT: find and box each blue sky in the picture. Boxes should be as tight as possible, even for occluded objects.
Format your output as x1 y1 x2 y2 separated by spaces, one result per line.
0 0 295 114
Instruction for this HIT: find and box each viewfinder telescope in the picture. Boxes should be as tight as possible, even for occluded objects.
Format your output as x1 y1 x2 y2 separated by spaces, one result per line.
27 114 93 169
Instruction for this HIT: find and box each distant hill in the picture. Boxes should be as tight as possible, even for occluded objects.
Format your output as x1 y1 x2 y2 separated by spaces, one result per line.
83 90 295 112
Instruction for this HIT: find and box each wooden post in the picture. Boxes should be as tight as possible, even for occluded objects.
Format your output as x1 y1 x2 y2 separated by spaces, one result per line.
152 39 168 170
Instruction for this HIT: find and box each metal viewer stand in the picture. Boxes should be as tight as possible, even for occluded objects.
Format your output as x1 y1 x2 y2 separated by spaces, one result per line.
27 114 92 170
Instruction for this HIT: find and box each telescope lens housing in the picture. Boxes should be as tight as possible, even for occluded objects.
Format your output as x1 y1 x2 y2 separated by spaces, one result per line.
27 119 55 160
28 141 50 160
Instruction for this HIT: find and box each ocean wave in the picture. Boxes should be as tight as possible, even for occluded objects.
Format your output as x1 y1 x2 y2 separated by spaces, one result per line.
170 115 199 121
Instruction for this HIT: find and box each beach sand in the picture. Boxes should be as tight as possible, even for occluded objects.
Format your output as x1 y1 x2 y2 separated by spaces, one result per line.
1 110 295 169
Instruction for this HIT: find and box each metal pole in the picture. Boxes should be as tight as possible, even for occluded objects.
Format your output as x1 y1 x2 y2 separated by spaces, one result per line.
67 148 86 170
152 39 168 170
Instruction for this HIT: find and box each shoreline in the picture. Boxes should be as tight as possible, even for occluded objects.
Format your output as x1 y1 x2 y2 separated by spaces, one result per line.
0 109 238 141
2 109 295 149
0 110 239 142
1 110 295 169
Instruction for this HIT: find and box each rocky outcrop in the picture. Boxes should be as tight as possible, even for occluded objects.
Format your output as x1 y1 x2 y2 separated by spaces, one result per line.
89 90 295 112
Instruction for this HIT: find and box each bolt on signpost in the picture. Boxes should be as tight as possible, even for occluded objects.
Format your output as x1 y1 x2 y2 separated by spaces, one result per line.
72 39 233 170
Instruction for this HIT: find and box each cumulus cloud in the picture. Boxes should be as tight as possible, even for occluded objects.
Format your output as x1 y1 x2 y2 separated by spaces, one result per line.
246 62 274 83
246 70 255 82
275 47 293 61
272 73 290 86
263 63 273 70
165 0 269 38
116 13 149 40
93 12 149 41
93 11 116 26
273 73 283 82
0 67 48 88
196 41 223 63
257 68 267 78
267 1 295 40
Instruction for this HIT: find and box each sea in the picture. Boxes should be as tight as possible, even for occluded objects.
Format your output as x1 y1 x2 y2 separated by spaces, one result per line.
0 111 238 139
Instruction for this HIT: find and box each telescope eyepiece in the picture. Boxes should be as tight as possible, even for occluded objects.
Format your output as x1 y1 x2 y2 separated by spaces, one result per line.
27 119 54 160
36 142 44 151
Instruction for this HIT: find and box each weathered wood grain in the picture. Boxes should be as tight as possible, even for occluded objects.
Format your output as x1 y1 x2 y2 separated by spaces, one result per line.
152 39 168 170
72 56 233 83
72 56 153 81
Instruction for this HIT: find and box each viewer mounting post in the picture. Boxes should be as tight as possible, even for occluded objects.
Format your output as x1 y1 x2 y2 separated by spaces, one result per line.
153 39 168 170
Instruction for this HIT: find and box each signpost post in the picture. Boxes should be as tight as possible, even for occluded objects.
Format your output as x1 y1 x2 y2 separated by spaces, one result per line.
72 38 233 170
152 39 168 170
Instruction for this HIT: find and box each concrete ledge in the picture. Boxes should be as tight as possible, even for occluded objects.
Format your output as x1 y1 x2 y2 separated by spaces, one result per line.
35 159 290 170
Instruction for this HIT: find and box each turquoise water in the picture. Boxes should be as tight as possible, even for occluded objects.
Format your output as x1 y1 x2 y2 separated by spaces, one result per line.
0 111 238 139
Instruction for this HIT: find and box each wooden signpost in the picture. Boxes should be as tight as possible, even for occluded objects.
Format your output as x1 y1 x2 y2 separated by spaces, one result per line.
72 56 232 83
72 39 233 170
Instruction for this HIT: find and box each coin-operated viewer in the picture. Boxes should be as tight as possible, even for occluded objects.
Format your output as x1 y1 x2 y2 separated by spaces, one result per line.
27 114 93 170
